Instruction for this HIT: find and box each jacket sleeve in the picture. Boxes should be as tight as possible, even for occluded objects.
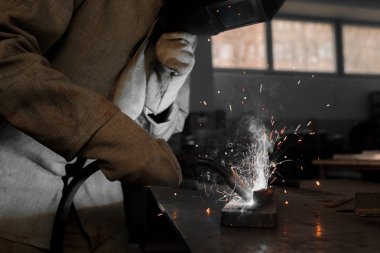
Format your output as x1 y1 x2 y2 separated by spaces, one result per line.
0 0 120 160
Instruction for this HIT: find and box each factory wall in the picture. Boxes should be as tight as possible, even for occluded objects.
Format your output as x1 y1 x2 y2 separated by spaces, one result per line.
189 36 380 148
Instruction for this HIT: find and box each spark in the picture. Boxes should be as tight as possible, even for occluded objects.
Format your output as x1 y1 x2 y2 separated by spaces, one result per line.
269 177 277 185
157 213 164 217
284 189 287 194
316 180 320 186
307 121 312 126
229 104 232 111
315 223 322 238
207 38 211 42
195 144 199 148
297 80 301 85
174 192 177 196
203 101 207 106
285 200 289 205
260 84 263 93
217 90 221 94
206 208 211 216
326 104 330 107
295 124 301 133
172 211 177 220
244 96 247 100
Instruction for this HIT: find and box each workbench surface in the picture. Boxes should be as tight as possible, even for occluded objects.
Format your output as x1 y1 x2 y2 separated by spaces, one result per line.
150 180 380 253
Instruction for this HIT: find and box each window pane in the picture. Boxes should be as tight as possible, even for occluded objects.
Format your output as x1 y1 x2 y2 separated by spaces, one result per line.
211 24 267 69
272 20 336 73
343 25 380 74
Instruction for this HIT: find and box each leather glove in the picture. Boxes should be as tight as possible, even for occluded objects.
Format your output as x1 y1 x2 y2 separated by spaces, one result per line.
155 32 197 76
81 111 182 186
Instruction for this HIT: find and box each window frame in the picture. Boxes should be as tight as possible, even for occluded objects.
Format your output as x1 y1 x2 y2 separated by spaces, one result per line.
212 14 380 79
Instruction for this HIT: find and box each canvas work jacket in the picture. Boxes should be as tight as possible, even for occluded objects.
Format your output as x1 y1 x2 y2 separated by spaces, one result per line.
0 0 190 250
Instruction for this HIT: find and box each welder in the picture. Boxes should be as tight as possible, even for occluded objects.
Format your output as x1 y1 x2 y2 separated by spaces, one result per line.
0 0 285 252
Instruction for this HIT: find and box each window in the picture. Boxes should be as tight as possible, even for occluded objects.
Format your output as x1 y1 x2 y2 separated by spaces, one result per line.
211 16 380 77
343 25 380 74
272 19 336 73
211 23 267 69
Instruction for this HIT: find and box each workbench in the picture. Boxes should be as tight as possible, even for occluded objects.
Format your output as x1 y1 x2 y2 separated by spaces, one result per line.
313 158 380 179
147 180 380 253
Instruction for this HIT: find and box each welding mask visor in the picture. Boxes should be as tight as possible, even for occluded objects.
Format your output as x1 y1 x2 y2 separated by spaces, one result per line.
162 0 286 35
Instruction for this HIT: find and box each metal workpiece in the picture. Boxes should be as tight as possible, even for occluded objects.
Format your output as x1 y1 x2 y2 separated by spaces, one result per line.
221 188 278 228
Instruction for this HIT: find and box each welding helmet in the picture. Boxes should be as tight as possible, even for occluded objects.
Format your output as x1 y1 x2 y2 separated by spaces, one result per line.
161 0 286 36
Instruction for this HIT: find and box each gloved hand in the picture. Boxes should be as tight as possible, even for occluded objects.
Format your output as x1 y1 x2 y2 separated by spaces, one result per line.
155 32 197 76
81 111 182 186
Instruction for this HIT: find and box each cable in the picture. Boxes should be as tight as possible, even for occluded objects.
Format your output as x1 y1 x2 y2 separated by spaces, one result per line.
50 161 100 253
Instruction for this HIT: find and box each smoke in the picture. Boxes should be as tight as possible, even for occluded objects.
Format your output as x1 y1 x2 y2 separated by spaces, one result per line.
235 116 274 192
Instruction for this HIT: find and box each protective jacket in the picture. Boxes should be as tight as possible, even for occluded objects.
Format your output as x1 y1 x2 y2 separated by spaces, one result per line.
0 0 190 249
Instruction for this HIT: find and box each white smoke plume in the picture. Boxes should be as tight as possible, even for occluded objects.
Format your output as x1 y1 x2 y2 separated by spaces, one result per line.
236 117 274 192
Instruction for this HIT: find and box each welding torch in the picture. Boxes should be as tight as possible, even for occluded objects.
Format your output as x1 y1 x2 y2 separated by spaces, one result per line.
177 155 252 201
197 157 253 201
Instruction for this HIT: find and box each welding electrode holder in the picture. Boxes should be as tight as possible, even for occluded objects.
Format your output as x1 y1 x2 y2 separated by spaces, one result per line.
177 155 252 201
